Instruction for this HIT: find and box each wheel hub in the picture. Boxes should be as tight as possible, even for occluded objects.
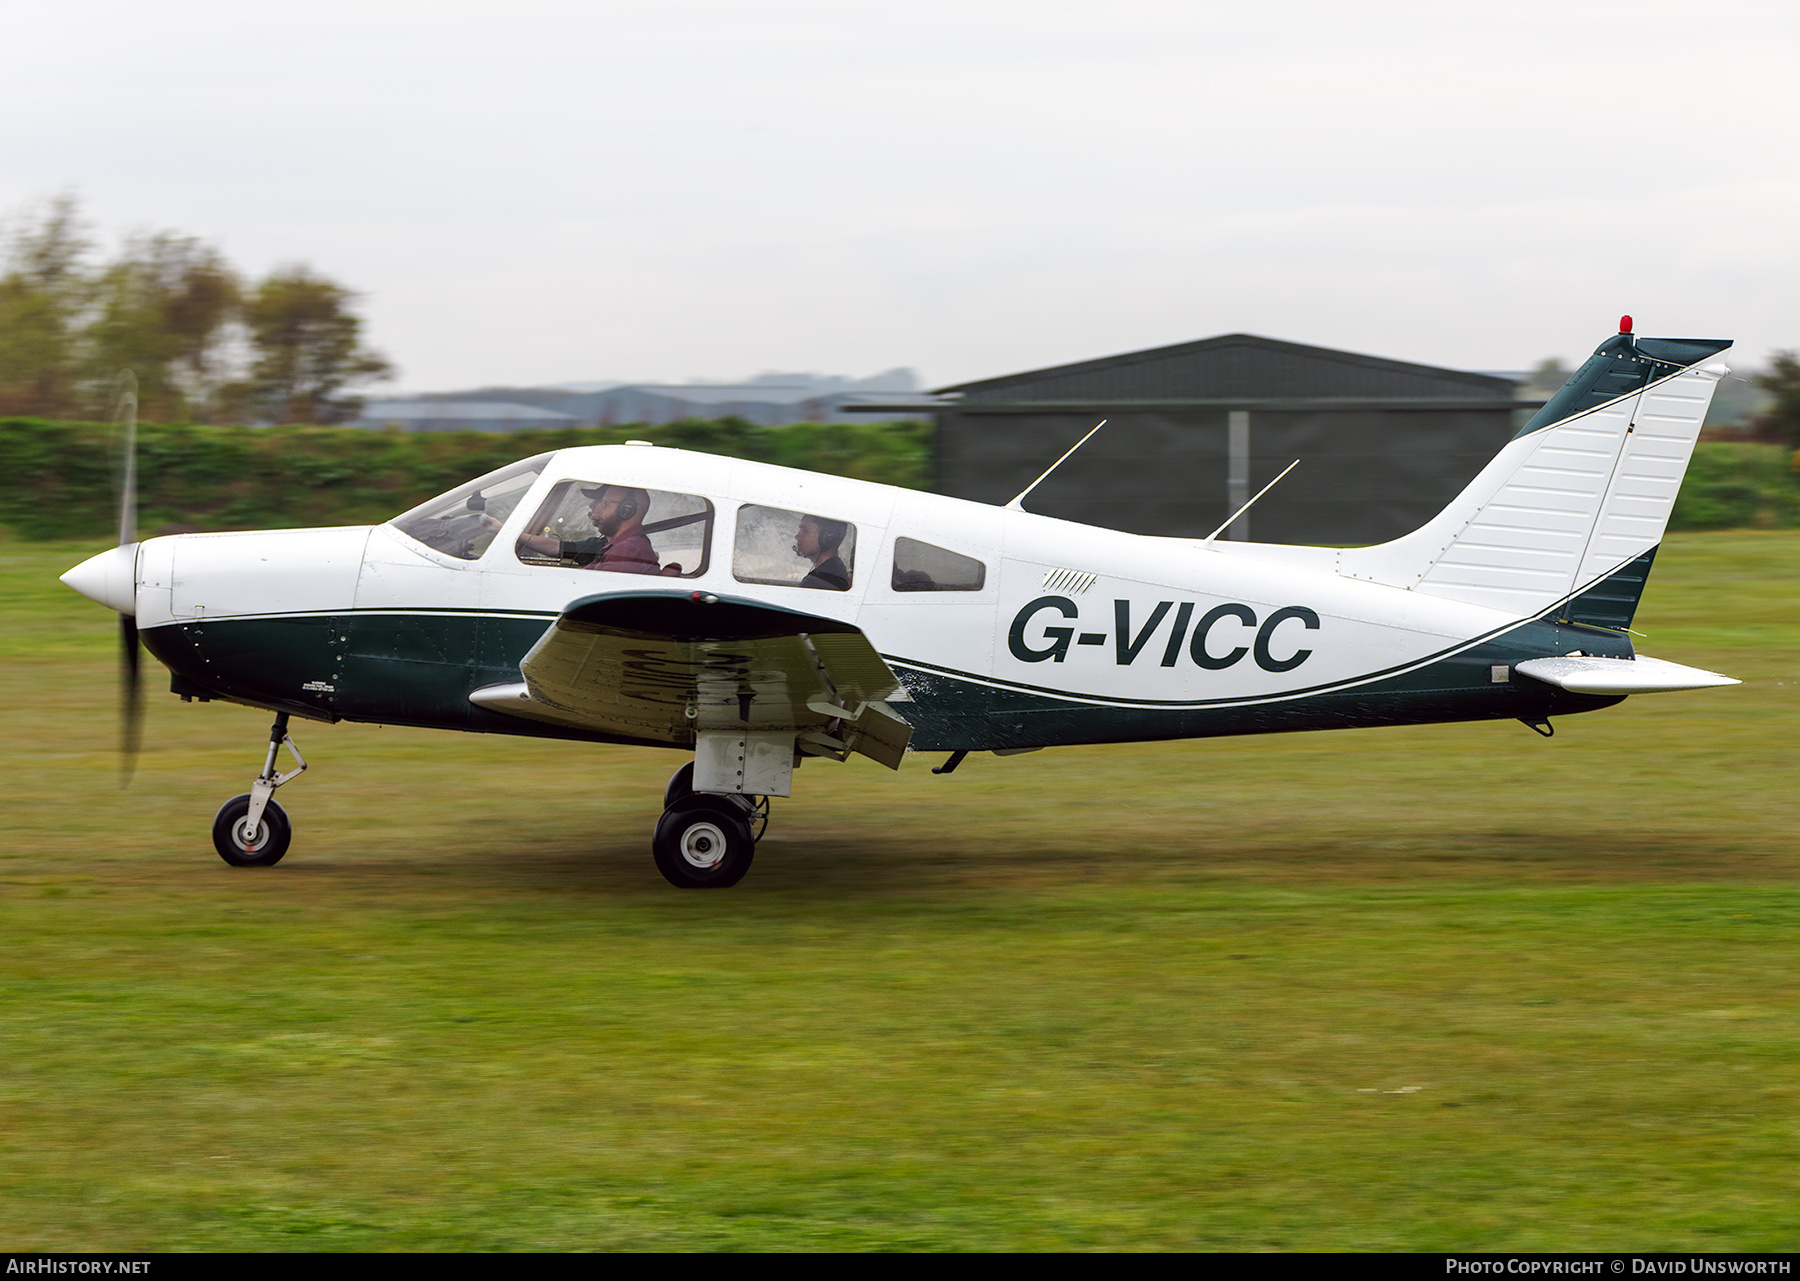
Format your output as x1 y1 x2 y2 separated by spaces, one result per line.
678 820 728 869
232 818 269 853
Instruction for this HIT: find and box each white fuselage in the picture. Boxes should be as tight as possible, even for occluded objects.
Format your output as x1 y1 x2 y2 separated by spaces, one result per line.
128 443 1534 722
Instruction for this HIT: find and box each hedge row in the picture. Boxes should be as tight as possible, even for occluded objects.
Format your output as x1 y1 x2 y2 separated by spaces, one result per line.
1666 442 1800 531
0 416 934 541
0 417 1792 542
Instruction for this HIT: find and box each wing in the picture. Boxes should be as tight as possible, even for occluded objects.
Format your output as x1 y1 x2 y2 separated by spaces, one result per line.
469 590 913 791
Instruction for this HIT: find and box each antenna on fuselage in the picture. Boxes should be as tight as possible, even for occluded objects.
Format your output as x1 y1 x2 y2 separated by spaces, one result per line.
1202 458 1299 546
1005 419 1106 511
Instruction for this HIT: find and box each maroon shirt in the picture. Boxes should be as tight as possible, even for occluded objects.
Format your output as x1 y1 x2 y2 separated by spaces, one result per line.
593 529 659 574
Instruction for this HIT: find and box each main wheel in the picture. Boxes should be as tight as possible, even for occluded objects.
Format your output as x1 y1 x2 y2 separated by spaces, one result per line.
212 793 291 867
652 796 755 888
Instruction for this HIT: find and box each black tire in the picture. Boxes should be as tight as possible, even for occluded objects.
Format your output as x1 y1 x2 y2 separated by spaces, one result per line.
664 761 695 809
652 796 754 889
212 793 291 867
665 761 767 842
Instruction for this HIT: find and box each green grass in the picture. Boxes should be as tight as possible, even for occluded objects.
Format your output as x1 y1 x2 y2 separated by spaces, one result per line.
2 533 1798 1250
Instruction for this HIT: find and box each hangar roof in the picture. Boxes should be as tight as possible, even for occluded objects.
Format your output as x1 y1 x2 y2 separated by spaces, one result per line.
934 334 1518 405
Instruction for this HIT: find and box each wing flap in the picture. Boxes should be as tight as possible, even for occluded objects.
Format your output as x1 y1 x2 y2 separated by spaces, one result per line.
808 631 904 707
846 701 912 770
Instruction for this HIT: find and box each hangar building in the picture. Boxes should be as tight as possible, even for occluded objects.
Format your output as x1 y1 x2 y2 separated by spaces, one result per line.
923 334 1537 546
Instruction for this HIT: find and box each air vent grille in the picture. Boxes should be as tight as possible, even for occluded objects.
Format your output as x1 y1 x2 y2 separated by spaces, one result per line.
1041 568 1096 595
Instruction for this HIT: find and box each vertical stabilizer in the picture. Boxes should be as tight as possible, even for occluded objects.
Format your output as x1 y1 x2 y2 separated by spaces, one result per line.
1339 325 1730 619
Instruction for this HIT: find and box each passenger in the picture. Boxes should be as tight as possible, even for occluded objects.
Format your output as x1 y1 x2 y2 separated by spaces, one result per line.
794 514 851 591
510 484 659 573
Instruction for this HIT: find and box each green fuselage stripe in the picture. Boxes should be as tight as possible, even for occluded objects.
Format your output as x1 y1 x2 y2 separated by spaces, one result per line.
143 601 1625 754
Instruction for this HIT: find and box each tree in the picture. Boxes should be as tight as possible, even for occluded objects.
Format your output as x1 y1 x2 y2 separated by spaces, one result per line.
1752 351 1800 448
0 194 94 417
0 196 392 425
1524 357 1570 396
86 233 241 422
235 267 393 423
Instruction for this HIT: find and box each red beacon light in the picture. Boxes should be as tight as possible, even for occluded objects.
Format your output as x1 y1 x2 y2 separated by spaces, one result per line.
1619 314 1633 334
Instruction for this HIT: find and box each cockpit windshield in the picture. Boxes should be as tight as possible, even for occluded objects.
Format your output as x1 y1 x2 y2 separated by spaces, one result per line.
389 453 552 560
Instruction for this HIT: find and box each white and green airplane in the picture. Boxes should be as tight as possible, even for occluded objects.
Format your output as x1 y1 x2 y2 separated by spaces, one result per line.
62 320 1739 888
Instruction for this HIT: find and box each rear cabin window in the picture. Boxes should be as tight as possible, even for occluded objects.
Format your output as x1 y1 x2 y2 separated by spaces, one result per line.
389 454 551 561
515 481 713 578
732 504 856 591
891 537 986 592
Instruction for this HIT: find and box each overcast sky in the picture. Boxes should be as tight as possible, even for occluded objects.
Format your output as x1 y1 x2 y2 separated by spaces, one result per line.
6 0 1797 390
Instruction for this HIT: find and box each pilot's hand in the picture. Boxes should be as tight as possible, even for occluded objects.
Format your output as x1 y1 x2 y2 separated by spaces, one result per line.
480 514 502 532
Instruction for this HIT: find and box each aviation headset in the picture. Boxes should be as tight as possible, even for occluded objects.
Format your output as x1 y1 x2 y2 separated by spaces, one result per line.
814 516 847 553
581 484 647 522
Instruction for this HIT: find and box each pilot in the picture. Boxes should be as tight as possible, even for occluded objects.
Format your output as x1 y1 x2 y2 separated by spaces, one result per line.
794 514 851 591
511 484 659 573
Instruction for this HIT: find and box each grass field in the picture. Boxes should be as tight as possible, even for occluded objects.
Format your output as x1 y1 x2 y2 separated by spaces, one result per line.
2 533 1797 1251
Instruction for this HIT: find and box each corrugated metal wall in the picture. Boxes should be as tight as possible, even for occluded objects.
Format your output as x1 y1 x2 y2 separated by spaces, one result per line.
933 336 1524 545
937 408 1515 544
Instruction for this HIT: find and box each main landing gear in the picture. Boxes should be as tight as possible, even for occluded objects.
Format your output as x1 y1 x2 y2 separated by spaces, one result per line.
652 762 767 889
212 713 307 868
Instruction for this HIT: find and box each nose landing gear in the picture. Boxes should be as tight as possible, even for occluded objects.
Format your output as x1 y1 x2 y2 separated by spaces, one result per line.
212 713 307 867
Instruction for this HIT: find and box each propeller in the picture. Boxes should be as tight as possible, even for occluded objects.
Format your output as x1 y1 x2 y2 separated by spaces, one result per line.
113 371 142 787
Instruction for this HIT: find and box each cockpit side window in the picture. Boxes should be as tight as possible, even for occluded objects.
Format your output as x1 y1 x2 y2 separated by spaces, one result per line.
389 453 552 561
733 504 856 591
515 480 714 578
891 537 986 592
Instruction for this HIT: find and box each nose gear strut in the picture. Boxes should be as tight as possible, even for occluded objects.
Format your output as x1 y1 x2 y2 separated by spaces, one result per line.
211 713 307 867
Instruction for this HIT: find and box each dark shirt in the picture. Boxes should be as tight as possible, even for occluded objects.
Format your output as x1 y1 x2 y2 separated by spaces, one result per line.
561 529 660 574
800 554 850 591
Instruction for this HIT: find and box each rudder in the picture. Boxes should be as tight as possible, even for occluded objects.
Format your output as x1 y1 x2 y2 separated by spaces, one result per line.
1339 323 1731 621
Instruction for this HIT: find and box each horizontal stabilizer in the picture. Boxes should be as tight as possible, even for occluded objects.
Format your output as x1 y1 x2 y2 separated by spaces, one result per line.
1514 654 1739 695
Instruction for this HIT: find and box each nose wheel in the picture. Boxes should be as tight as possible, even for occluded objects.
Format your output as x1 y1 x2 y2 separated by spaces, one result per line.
213 713 306 867
212 793 291 866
